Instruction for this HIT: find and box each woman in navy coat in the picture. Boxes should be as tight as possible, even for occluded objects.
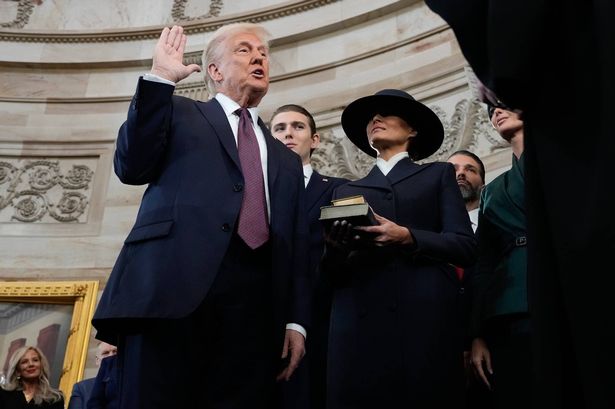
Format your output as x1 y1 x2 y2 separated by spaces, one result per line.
323 89 477 409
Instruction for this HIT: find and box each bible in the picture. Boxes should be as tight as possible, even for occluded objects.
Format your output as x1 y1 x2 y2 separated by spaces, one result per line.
319 195 378 230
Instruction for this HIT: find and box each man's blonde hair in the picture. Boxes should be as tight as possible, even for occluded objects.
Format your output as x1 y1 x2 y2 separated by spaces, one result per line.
202 23 271 97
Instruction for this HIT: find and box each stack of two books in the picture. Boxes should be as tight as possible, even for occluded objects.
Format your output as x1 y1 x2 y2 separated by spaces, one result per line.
319 195 377 233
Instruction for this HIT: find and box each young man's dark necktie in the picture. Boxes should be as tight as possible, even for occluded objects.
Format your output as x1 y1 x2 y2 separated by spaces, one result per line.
235 108 269 249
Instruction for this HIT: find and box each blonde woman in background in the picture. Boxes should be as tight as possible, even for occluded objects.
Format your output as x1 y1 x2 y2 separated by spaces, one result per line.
0 346 64 408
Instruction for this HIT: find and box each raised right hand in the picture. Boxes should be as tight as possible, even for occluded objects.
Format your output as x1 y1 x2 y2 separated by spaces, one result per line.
151 25 201 83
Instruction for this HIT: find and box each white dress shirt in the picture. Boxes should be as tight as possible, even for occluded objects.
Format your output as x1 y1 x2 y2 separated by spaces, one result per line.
468 207 479 233
303 163 313 187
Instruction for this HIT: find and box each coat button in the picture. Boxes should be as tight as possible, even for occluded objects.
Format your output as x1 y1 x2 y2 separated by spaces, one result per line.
221 223 230 232
385 193 393 200
233 183 243 192
459 287 465 295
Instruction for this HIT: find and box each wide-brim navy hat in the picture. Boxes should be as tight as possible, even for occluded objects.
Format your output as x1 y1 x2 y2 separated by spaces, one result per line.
341 89 444 160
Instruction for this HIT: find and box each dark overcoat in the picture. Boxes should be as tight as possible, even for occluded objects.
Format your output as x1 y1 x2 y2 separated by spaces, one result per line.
324 159 476 409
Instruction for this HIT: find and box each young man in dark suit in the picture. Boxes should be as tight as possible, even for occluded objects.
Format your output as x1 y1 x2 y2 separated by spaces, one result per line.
92 23 310 409
270 104 347 409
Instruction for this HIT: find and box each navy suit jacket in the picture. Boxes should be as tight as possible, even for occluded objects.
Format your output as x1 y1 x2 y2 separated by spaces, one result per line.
68 377 95 409
305 171 347 284
93 78 310 342
87 355 118 409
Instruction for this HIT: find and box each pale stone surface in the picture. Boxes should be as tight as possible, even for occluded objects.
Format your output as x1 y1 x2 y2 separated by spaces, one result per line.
0 0 514 378
27 0 174 30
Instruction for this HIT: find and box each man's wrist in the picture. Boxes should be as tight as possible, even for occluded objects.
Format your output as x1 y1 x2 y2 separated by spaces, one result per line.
286 323 306 339
143 73 176 86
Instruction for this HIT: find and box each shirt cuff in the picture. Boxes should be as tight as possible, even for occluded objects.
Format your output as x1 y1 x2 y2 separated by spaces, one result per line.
285 323 307 339
143 73 176 87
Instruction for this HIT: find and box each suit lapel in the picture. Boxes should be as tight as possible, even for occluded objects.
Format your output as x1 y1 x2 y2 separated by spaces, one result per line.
347 166 392 191
306 171 331 212
195 99 241 171
386 158 433 185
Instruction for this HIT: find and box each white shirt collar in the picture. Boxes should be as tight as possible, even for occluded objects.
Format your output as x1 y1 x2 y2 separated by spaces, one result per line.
303 164 313 187
376 152 409 176
468 207 479 233
214 93 259 126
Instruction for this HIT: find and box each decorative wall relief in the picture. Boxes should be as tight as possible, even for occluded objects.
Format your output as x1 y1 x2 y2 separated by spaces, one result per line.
426 98 508 162
172 0 224 22
175 81 209 101
0 158 95 224
0 0 35 29
312 129 374 180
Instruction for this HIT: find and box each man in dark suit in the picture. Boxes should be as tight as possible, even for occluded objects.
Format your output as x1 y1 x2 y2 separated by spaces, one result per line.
424 2 615 407
68 342 117 409
447 150 484 234
92 23 310 409
87 354 118 409
447 150 492 409
270 104 347 409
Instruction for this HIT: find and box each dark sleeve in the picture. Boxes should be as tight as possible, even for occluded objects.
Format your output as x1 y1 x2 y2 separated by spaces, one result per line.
469 198 501 338
319 183 354 287
114 77 175 185
67 383 83 409
87 356 117 409
290 156 312 329
409 164 477 267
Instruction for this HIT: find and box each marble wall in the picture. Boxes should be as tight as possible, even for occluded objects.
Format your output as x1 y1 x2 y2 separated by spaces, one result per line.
0 0 513 378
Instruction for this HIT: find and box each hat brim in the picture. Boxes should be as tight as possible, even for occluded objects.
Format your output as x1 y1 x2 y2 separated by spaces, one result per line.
341 94 444 160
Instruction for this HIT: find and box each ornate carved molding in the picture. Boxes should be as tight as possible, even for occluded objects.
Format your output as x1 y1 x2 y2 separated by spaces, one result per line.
1 26 450 105
175 81 209 101
0 0 341 43
312 129 374 180
172 0 224 22
0 159 94 223
0 0 34 29
0 281 89 298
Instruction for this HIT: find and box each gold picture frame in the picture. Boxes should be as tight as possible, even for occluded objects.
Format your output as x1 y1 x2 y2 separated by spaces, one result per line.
0 280 99 402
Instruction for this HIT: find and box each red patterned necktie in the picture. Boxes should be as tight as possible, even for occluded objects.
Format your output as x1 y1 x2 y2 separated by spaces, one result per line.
235 108 269 249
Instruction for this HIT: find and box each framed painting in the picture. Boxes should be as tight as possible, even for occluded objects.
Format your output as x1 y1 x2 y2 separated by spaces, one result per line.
0 281 99 401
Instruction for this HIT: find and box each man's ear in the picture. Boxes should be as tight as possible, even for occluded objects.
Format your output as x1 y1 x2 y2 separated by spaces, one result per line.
207 63 222 82
310 133 321 150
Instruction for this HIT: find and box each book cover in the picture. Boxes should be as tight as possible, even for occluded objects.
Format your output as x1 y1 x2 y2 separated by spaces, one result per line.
319 196 378 234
